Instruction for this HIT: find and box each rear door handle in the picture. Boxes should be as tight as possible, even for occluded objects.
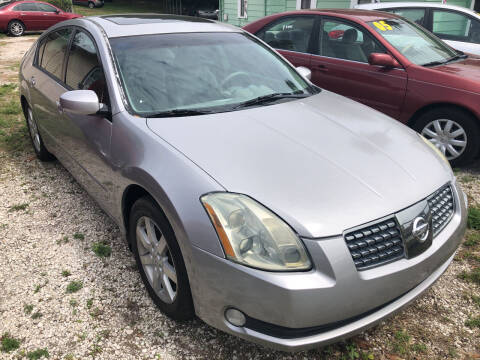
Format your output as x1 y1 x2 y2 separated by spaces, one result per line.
30 76 36 87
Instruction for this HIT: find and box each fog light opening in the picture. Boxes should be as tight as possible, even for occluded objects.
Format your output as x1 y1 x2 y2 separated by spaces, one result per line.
225 308 246 327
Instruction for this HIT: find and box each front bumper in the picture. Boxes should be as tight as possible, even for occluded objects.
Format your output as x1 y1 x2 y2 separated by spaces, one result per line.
189 182 467 351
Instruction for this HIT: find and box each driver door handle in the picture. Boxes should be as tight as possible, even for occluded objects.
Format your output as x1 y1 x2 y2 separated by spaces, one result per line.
30 76 36 87
314 64 328 72
56 100 63 114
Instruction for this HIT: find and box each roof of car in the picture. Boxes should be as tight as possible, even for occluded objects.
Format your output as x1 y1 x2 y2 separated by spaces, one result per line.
261 9 402 22
356 1 478 16
85 14 241 38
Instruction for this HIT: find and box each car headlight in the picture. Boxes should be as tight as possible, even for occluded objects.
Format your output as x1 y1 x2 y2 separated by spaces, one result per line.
418 134 450 165
201 193 311 271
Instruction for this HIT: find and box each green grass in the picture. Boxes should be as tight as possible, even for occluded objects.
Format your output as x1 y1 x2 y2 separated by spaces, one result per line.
31 312 43 320
86 298 93 309
464 231 480 247
73 233 84 240
459 268 480 285
26 348 49 359
465 316 480 329
62 270 71 277
0 83 16 97
1 333 20 353
91 242 112 258
8 203 29 212
0 101 21 115
472 295 480 308
72 0 164 16
468 206 480 230
24 304 34 315
66 281 83 293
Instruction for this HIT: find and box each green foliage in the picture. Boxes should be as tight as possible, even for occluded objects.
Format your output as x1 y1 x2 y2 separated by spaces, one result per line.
0 101 21 115
0 83 16 97
8 203 28 212
468 206 480 230
91 242 111 258
459 268 480 285
73 233 84 240
66 281 83 293
45 0 72 12
26 348 49 359
465 316 480 329
392 330 411 355
62 270 71 277
1 333 20 353
24 304 34 315
464 231 480 247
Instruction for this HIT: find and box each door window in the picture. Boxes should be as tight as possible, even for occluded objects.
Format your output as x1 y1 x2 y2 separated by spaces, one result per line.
256 16 315 53
13 3 39 11
319 19 386 62
38 28 73 80
37 3 58 12
385 8 426 26
432 9 473 42
65 31 109 104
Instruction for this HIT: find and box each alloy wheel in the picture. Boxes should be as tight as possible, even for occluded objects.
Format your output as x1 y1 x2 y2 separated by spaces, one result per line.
421 119 467 160
136 216 177 304
10 22 23 36
27 108 41 153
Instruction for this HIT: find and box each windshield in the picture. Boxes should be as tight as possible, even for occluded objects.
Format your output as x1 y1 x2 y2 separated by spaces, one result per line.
367 18 458 65
109 32 316 117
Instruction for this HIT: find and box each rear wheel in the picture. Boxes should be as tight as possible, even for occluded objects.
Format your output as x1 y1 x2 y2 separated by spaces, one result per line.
413 107 480 167
25 106 54 161
88 1 95 8
8 20 24 37
129 197 194 321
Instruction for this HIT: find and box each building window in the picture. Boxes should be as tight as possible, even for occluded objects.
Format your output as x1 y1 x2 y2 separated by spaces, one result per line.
238 0 247 18
300 0 311 9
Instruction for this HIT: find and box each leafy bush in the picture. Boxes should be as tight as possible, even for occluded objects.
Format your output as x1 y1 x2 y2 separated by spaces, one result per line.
45 0 73 12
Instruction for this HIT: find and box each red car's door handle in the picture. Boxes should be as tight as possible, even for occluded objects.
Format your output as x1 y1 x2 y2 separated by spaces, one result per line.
314 64 328 72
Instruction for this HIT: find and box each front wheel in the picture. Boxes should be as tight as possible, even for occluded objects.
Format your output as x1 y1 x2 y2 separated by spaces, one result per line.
8 20 25 37
88 1 95 8
129 197 194 321
413 107 480 167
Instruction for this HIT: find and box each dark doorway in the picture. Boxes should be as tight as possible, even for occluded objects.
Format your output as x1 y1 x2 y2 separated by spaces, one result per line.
475 0 480 11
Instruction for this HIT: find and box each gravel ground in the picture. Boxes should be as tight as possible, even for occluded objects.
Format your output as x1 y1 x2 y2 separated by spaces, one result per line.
0 35 479 360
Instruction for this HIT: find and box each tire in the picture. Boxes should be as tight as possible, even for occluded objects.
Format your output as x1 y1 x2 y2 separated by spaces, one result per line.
413 107 480 167
8 20 24 37
25 105 54 161
88 1 95 8
129 197 194 321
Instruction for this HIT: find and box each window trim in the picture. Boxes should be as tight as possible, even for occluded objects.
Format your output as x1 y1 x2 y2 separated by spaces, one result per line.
33 26 74 88
64 27 111 109
237 0 247 19
254 14 318 55
314 15 390 64
429 7 480 44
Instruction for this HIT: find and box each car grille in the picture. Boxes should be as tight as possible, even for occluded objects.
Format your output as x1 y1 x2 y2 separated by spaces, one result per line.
427 185 454 236
344 218 404 271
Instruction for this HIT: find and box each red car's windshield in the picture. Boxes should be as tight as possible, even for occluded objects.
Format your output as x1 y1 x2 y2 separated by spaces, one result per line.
367 18 458 66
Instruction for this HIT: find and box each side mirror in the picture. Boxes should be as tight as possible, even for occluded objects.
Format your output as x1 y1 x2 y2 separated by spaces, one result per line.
296 66 312 80
59 90 100 115
368 53 401 68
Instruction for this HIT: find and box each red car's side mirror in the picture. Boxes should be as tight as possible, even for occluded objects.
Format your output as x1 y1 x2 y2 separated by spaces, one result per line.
368 53 401 68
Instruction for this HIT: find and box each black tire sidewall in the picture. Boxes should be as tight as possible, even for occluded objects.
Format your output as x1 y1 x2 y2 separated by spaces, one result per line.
88 2 95 8
414 107 480 167
8 21 24 37
128 197 194 321
25 106 54 161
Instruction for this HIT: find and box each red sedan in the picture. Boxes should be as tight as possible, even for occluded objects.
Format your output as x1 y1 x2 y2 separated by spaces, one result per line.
0 1 81 36
244 10 480 166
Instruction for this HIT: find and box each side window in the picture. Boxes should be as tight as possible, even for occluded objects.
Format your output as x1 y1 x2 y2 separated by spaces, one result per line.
13 3 39 11
389 8 426 26
471 19 480 43
432 10 471 41
37 3 58 12
319 19 386 63
39 28 73 80
257 16 315 53
66 31 109 104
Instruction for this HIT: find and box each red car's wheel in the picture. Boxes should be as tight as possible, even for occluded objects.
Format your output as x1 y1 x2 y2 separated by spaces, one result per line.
8 20 25 37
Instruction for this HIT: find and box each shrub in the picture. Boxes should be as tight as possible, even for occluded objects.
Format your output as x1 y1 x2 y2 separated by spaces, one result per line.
45 0 72 12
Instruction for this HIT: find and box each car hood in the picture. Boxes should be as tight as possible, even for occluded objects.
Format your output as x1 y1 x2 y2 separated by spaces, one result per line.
146 90 453 238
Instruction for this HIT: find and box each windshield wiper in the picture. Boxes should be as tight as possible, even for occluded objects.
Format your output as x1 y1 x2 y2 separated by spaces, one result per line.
422 53 468 67
145 109 213 118
232 92 309 110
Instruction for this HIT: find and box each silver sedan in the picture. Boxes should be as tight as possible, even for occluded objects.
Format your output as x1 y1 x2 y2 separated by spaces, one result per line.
19 14 467 351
